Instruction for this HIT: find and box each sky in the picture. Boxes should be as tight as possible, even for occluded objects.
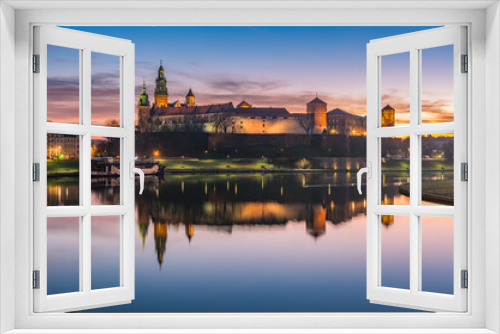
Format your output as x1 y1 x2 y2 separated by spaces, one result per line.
47 26 454 125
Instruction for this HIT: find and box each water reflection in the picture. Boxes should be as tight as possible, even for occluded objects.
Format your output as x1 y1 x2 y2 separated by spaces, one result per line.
48 171 453 312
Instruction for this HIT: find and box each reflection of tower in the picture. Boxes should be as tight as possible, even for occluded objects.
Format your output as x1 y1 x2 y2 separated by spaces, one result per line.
185 88 196 107
137 205 150 248
306 96 327 130
154 60 168 107
138 80 150 133
185 224 194 242
306 204 327 238
154 220 167 266
381 194 394 226
381 105 395 127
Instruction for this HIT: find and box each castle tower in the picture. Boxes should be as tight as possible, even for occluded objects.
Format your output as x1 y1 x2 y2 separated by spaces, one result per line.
381 104 395 127
185 88 196 107
138 80 150 133
154 60 168 108
306 96 327 131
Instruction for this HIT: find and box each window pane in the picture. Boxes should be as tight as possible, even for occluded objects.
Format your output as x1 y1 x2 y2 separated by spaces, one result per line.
421 134 454 206
381 215 410 290
91 136 120 205
380 52 410 127
47 45 80 124
92 216 121 290
47 134 80 206
421 45 454 124
381 136 410 205
421 216 454 294
91 52 120 127
47 217 80 295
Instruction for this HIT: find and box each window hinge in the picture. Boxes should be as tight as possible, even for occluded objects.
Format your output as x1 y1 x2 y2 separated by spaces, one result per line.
461 162 468 181
33 54 40 73
33 270 40 289
33 163 40 182
461 270 468 289
461 54 468 73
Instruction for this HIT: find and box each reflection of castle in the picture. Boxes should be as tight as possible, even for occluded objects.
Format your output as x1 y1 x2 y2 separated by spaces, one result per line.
137 61 367 136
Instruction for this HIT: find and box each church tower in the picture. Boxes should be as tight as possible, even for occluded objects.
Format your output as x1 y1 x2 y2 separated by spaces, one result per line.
138 80 150 133
185 88 196 107
154 60 168 108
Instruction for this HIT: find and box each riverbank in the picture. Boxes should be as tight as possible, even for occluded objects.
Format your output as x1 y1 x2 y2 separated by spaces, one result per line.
47 158 454 176
399 180 454 205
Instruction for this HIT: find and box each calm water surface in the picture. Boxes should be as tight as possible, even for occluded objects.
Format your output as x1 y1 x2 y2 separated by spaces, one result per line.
47 171 453 312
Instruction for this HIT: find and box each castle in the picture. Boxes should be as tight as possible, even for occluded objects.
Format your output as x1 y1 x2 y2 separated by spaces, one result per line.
136 61 399 135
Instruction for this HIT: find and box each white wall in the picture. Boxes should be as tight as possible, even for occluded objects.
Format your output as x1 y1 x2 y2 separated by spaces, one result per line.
0 2 16 333
485 2 500 333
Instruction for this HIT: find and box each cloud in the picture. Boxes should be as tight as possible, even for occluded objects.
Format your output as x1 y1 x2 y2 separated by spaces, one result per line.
208 79 287 93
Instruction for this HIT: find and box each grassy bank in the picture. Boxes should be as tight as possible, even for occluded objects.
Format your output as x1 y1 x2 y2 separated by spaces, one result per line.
46 158 455 175
382 159 453 171
47 160 79 176
399 180 454 205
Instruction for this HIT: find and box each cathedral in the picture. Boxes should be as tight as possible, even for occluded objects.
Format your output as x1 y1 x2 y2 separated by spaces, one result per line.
137 61 370 135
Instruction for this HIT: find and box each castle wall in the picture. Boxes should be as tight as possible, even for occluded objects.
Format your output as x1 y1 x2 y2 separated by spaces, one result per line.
231 117 308 134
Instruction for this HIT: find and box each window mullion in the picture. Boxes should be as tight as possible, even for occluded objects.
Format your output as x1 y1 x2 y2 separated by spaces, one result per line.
409 47 420 295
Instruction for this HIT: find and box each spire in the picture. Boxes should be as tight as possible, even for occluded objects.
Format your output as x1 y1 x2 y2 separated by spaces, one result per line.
186 87 194 97
138 79 150 107
154 60 168 106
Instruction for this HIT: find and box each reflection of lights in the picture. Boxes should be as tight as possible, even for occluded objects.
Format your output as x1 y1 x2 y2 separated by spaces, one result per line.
204 182 208 195
227 181 230 192
281 187 283 197
181 181 184 194
328 184 331 195
234 183 238 196
261 178 264 189
302 175 306 187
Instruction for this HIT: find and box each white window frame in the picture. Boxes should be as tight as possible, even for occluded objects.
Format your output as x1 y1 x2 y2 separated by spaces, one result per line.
366 26 468 312
1 2 498 333
32 26 136 313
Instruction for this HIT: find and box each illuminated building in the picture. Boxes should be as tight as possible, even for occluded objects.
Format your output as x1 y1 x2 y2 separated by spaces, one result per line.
139 61 362 135
47 134 79 160
327 108 367 136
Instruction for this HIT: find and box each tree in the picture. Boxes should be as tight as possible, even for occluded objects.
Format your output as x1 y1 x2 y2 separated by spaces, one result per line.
299 114 316 135
103 119 120 127
212 112 232 134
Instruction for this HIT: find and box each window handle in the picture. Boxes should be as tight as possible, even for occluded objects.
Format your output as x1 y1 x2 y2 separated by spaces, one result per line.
357 162 371 195
130 161 144 195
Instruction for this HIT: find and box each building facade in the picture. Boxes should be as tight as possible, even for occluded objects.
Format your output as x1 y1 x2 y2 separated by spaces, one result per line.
47 134 80 160
138 62 373 136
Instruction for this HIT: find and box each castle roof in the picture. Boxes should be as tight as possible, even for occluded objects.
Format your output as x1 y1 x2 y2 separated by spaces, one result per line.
328 108 349 115
186 88 194 97
152 102 234 117
327 108 366 120
382 104 395 111
233 107 290 118
237 100 252 108
307 97 327 105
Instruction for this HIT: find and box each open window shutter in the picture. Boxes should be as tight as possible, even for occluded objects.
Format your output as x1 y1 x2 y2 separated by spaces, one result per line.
365 26 467 312
33 26 135 312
